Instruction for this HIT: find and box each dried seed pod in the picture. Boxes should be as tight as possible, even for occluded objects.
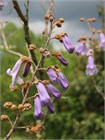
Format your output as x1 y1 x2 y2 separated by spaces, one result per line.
4 102 13 108
1 115 9 120
59 18 64 23
18 104 24 110
10 105 17 110
80 18 85 22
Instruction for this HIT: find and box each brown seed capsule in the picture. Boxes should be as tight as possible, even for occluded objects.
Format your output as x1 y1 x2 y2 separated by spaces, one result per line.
59 18 64 23
4 102 13 108
80 18 85 22
1 115 9 120
56 21 62 27
18 104 24 110
10 105 17 110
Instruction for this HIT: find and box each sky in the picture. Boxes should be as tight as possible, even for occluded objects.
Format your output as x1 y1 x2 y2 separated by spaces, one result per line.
0 0 104 50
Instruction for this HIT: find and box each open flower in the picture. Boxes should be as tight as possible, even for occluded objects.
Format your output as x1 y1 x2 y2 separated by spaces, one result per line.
62 34 75 53
7 58 24 88
57 71 69 90
76 42 88 55
46 83 61 99
86 55 98 76
34 95 44 120
99 32 105 49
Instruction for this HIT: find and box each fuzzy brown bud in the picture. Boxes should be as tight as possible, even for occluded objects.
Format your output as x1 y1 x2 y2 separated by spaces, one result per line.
91 18 96 22
80 18 85 22
18 104 24 110
10 85 18 91
59 18 64 23
29 44 36 51
44 13 50 20
1 115 9 120
4 102 13 108
24 103 32 110
56 21 62 27
10 105 17 110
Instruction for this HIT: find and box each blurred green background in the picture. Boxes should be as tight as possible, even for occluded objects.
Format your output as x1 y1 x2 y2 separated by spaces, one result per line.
1 2 104 140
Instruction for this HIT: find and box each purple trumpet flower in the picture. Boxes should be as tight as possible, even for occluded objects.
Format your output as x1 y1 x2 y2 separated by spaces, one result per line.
47 67 58 83
57 72 69 90
22 61 31 77
47 100 55 114
46 83 61 99
34 95 44 119
62 35 75 53
43 50 51 58
76 42 88 56
7 58 24 88
57 55 68 66
99 32 105 49
36 82 51 106
86 55 98 76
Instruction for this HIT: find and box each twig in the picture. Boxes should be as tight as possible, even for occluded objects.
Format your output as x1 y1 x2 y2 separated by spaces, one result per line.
92 77 105 99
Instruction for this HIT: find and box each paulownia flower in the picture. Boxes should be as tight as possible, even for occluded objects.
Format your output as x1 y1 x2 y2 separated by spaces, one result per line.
76 42 88 55
47 67 58 83
57 71 69 90
62 34 75 53
46 83 61 99
22 61 31 77
7 58 24 88
86 55 98 76
99 32 105 49
34 95 44 119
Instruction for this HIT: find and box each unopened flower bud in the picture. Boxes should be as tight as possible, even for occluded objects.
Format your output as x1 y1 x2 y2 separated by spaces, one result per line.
80 18 85 22
87 18 92 23
50 16 54 22
29 44 36 51
10 105 17 110
10 85 18 91
18 104 24 110
44 13 50 20
59 18 64 23
91 18 96 22
4 102 13 108
56 21 62 27
24 103 32 110
1 115 9 120
26 127 31 133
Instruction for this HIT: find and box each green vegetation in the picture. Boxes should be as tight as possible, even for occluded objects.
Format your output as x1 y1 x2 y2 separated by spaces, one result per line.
1 22 104 139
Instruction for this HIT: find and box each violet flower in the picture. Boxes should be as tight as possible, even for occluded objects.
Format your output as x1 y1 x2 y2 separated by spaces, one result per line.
47 100 55 114
34 95 44 119
57 55 68 66
7 58 24 88
46 83 61 99
22 61 31 77
86 55 98 76
43 50 51 58
47 68 58 83
76 42 88 56
57 72 69 90
99 32 105 49
62 35 75 53
36 82 51 106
